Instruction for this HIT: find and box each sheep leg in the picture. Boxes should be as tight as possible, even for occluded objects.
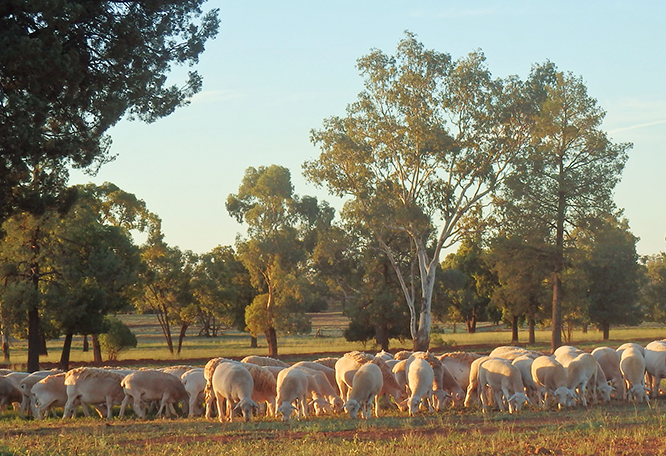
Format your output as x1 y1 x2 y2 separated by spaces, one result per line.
119 394 131 418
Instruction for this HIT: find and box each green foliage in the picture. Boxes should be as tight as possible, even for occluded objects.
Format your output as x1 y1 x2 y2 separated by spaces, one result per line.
98 316 138 361
642 253 666 322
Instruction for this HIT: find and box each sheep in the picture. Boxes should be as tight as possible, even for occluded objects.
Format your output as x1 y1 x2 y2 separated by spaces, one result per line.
511 355 539 404
394 350 413 361
262 365 286 379
240 362 278 416
3 372 30 388
593 361 614 403
241 355 289 368
275 366 309 421
335 351 406 406
31 373 67 419
405 352 452 410
203 357 235 418
0 375 22 413
592 347 626 400
438 351 482 391
566 353 598 407
291 361 338 395
312 357 339 369
553 345 584 368
19 370 61 418
489 346 541 361
643 340 666 397
405 357 434 416
120 369 189 419
181 368 206 418
292 366 343 415
344 362 383 419
619 346 649 403
616 342 645 357
477 358 529 414
531 356 575 410
391 360 408 399
63 368 126 420
375 350 394 361
161 365 195 379
211 361 258 422
464 356 491 408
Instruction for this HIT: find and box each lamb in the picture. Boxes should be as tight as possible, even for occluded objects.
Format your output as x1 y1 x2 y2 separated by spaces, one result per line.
438 351 482 391
477 358 529 414
210 361 258 422
62 368 126 420
643 340 666 397
275 366 309 421
619 346 649 403
405 357 434 416
241 355 289 368
566 353 598 407
592 346 626 400
181 368 206 417
31 373 67 419
0 375 22 413
120 369 189 419
530 356 575 410
344 362 383 419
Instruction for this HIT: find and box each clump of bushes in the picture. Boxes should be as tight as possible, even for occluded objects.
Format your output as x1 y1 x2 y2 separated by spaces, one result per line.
98 316 137 361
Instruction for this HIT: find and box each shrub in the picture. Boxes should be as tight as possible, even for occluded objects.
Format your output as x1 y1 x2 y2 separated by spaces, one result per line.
98 316 138 361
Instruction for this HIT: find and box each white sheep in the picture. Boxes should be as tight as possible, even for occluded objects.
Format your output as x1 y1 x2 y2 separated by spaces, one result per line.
292 366 342 415
19 370 61 418
477 358 529 414
566 353 598 407
592 361 614 403
438 351 482 391
616 342 645 357
619 346 649 403
120 369 189 419
291 361 339 396
344 362 383 419
203 357 236 419
181 368 206 418
530 355 575 410
241 355 289 368
405 357 434 416
489 346 541 361
511 355 539 404
464 356 491 408
63 368 125 420
335 351 406 407
240 362 278 416
211 361 258 422
0 375 22 413
161 365 195 379
275 366 309 421
592 347 626 400
31 373 67 419
643 340 666 397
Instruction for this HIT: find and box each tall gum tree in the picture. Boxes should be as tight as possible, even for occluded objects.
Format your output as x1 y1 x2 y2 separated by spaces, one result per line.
497 63 632 352
304 33 533 350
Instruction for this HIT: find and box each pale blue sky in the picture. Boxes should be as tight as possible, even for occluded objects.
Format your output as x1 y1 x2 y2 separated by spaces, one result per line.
71 1 666 256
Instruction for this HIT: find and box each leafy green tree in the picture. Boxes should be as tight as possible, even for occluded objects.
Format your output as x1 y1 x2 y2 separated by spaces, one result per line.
0 1 219 224
305 32 533 350
641 253 666 322
227 165 328 357
498 63 632 352
435 237 497 334
576 217 642 340
98 316 138 361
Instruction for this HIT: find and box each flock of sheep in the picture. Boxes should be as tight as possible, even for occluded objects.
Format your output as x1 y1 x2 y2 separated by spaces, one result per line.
1 340 665 422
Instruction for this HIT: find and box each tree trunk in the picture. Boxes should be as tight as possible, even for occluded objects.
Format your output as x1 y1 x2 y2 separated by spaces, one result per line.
27 306 41 373
511 315 519 344
600 322 610 340
177 323 188 355
1 328 10 362
466 315 477 334
551 179 566 354
91 334 103 363
58 332 73 371
265 327 278 358
250 335 258 348
375 324 389 351
582 324 588 334
528 317 536 345
82 334 89 352
39 331 48 356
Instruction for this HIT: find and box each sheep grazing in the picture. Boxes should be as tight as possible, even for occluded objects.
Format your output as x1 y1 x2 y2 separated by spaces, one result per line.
643 340 666 397
291 361 338 396
438 351 482 391
63 368 126 420
0 375 22 413
344 362 383 419
19 370 61 418
619 346 649 403
211 361 258 422
566 353 599 407
616 342 645 358
181 368 206 418
275 366 309 421
312 357 339 369
203 357 235 419
405 357 434 416
240 362 277 417
120 369 189 419
464 356 491 408
512 355 539 404
161 365 195 379
241 355 289 368
489 346 541 361
335 351 405 406
31 373 67 419
531 356 575 410
553 345 584 368
292 366 342 415
592 347 626 400
477 358 529 414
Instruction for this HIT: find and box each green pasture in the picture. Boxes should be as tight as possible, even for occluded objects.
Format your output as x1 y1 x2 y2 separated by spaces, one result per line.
3 313 666 370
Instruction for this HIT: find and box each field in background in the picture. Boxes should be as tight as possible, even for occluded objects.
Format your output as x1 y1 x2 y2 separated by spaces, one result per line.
2 312 666 370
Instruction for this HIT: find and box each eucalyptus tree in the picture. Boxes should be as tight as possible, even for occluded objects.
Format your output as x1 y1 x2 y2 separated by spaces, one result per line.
227 165 330 357
0 1 219 224
498 63 632 351
305 33 534 350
